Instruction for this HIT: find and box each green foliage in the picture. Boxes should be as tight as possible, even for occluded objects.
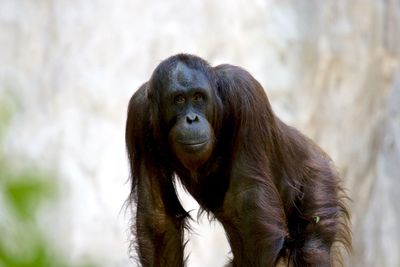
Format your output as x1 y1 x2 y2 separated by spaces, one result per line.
2 171 55 221
0 164 61 267
0 96 96 267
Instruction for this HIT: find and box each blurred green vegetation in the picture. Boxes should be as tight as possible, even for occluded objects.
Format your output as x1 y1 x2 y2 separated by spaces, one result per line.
0 94 94 267
0 168 62 267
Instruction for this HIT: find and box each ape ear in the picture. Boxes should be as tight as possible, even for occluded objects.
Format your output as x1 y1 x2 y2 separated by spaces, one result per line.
125 82 152 200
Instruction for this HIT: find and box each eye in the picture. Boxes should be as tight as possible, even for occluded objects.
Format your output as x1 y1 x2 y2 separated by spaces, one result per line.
174 95 186 104
193 93 204 102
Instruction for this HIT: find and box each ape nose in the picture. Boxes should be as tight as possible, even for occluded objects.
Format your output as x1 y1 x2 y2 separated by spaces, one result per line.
186 113 199 124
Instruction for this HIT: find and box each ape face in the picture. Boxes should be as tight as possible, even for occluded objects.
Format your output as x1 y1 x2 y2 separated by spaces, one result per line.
159 62 216 171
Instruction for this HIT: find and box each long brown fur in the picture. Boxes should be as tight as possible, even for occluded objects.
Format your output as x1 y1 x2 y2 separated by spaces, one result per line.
125 54 351 266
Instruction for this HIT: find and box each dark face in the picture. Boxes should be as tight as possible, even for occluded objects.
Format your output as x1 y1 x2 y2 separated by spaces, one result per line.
160 62 215 171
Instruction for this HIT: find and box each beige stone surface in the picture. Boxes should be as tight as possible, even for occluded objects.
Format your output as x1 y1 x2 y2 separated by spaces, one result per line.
1 0 399 266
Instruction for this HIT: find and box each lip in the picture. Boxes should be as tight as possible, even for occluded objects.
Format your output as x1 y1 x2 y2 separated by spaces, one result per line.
178 140 209 147
179 140 208 146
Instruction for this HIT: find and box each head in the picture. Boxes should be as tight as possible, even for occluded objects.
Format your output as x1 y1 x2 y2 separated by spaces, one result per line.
148 54 222 171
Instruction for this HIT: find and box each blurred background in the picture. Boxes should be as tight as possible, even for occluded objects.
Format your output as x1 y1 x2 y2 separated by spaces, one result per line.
1 0 399 266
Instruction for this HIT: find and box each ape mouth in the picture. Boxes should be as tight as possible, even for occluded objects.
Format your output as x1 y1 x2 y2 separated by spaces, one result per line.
178 140 209 150
179 140 208 146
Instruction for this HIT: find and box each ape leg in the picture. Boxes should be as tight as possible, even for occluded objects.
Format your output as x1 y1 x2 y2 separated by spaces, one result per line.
286 160 350 267
217 181 288 267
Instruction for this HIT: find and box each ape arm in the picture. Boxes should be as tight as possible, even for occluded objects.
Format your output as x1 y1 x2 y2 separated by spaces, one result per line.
214 65 289 265
217 174 289 266
126 85 188 267
135 169 186 267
